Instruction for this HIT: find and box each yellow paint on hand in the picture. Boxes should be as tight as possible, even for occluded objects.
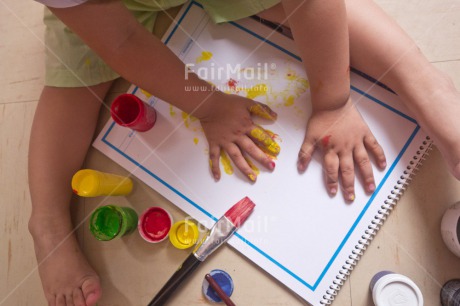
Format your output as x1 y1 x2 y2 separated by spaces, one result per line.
247 174 256 182
196 51 213 63
245 84 269 100
263 128 279 141
220 151 234 175
140 89 152 98
249 103 276 120
193 137 199 145
250 127 280 156
244 156 260 175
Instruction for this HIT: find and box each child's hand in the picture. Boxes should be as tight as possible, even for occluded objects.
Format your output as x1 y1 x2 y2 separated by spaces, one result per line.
297 98 386 201
199 92 278 182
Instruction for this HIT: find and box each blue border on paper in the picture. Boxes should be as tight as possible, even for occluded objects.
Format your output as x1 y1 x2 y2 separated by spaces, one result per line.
102 1 420 291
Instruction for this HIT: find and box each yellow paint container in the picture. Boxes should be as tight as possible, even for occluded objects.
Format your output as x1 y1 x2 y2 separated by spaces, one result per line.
71 169 133 197
169 220 199 249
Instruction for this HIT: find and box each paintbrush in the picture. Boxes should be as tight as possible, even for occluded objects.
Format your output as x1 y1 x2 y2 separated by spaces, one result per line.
148 197 255 306
205 273 236 306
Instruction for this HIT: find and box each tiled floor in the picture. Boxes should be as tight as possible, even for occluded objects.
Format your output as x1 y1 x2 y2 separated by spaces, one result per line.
1 0 460 305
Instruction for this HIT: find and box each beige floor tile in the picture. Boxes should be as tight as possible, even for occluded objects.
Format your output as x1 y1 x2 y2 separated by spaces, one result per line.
374 0 460 62
0 102 46 305
434 60 460 89
0 1 45 104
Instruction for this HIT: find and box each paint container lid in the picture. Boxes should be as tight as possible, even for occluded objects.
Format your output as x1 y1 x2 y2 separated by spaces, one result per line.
372 273 423 306
89 205 122 241
169 220 199 249
202 269 234 303
441 202 460 258
138 207 173 243
71 169 99 196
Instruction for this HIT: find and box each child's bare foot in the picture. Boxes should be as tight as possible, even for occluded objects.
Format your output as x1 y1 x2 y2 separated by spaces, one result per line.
29 216 101 306
403 67 460 180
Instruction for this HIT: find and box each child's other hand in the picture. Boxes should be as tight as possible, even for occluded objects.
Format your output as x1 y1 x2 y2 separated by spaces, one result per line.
199 92 278 182
297 98 386 201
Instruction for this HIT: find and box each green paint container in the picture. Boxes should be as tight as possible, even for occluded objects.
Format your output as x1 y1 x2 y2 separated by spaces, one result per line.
89 205 138 241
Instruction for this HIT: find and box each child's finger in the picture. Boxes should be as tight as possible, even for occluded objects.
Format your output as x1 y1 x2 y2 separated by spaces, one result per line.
354 145 376 193
237 137 276 172
223 144 257 182
248 102 278 120
339 153 355 202
297 136 316 172
364 134 386 169
323 151 339 195
249 126 280 157
209 144 221 181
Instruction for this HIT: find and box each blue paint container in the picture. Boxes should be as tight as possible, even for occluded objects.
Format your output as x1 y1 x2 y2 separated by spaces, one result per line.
202 269 234 303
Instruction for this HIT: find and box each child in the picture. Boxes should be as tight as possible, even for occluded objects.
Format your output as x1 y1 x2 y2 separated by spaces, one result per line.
29 1 460 305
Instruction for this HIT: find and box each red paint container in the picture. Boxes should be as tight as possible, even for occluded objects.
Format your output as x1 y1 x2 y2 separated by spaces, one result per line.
111 93 156 132
138 207 173 243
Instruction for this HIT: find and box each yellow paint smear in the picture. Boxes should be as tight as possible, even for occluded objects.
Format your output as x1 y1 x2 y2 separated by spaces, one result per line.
245 84 269 100
284 68 310 97
140 89 152 98
249 104 276 120
284 95 295 107
169 105 176 117
193 137 199 145
244 156 260 175
285 70 297 81
196 51 213 63
263 128 279 141
220 151 234 175
181 112 198 128
250 127 280 156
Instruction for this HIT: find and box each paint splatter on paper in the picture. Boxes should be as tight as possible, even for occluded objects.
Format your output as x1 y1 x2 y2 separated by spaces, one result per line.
245 83 269 100
140 89 153 98
169 105 176 117
196 51 213 63
227 78 240 93
181 111 199 130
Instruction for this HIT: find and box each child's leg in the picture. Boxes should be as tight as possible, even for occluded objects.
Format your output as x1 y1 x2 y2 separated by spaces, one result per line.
28 81 113 306
345 0 460 179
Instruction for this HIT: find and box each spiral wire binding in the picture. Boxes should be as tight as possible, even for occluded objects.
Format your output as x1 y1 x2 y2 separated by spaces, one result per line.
319 136 433 305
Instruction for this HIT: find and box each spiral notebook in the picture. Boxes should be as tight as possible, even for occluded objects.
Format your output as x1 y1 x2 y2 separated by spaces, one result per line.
93 2 432 305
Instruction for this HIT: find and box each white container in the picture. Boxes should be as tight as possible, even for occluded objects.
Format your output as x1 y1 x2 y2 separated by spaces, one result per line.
441 202 460 258
370 271 423 306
